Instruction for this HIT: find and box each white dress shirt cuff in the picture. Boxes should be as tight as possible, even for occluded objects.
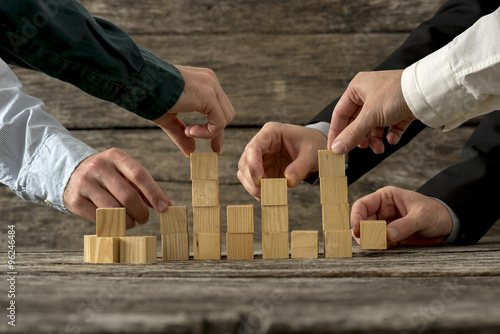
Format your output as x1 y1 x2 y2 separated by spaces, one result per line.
305 121 329 138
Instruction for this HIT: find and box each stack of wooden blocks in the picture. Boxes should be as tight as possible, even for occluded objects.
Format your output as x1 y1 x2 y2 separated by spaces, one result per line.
226 205 254 260
160 206 189 261
318 150 352 258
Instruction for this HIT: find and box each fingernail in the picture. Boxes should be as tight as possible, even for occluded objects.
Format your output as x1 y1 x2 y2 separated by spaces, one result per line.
331 140 346 154
286 173 298 187
157 200 168 212
387 228 399 242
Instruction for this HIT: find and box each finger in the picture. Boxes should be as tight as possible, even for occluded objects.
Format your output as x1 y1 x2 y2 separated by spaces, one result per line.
350 193 384 238
331 110 376 154
283 149 317 188
328 96 362 149
357 134 369 149
386 118 415 145
157 114 196 157
210 131 224 154
368 126 385 154
185 101 226 139
237 169 261 201
385 213 422 243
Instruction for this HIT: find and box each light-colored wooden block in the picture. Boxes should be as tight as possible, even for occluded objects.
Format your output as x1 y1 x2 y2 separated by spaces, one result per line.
192 180 219 207
291 231 319 259
322 203 350 231
83 234 96 263
162 234 189 261
360 220 387 250
89 236 120 263
324 230 352 258
190 152 218 180
96 208 126 237
160 206 188 235
320 177 348 204
193 206 221 233
227 205 254 233
262 231 289 259
261 178 287 206
193 233 221 260
261 205 289 232
226 233 254 260
318 150 345 177
119 236 157 264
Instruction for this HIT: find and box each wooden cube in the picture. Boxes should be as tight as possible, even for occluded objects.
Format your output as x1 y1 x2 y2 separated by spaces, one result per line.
322 203 350 231
192 180 219 207
119 236 157 264
89 237 120 264
227 205 254 233
320 177 348 204
360 220 387 250
226 233 254 260
324 230 352 258
261 205 289 232
190 152 218 180
83 234 96 263
160 206 188 235
193 233 221 260
318 150 345 177
291 231 319 259
261 178 287 206
193 206 221 233
262 231 289 259
162 234 189 261
96 208 126 237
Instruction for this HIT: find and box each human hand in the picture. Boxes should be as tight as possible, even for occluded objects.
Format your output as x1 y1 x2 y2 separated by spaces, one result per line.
351 186 452 247
328 70 416 155
63 148 170 229
237 122 327 200
152 65 235 156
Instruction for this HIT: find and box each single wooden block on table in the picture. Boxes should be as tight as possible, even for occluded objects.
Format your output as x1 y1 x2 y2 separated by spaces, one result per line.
261 205 289 232
89 236 120 264
318 150 345 177
324 230 352 258
190 152 218 180
162 234 189 261
226 233 254 260
227 205 254 233
262 231 289 259
192 180 219 207
119 236 157 264
360 220 387 250
160 206 188 235
291 230 319 259
83 234 96 263
193 206 221 233
193 233 221 260
261 178 288 206
322 203 350 231
96 208 126 237
320 176 348 204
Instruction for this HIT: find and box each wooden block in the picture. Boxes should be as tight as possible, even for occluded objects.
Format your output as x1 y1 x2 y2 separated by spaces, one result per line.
227 205 254 233
320 177 348 204
96 208 126 237
89 237 120 264
261 178 287 206
192 180 219 207
318 150 345 177
261 205 289 232
160 206 188 234
322 203 350 231
226 233 254 260
83 234 96 263
360 220 387 250
324 230 352 258
193 206 221 233
190 152 218 180
162 234 189 261
193 233 221 260
119 236 157 264
291 230 319 259
262 231 289 259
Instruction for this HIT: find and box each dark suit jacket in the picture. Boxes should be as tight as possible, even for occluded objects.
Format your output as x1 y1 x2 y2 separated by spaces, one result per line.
306 0 500 245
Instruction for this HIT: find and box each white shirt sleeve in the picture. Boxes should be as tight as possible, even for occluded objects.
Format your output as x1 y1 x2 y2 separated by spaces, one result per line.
402 7 500 131
0 58 97 213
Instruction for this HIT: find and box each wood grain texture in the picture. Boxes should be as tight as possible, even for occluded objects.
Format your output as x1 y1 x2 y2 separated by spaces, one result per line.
160 206 188 235
190 152 218 180
193 206 221 233
161 234 189 261
226 205 254 233
83 234 95 263
261 178 288 206
360 220 387 250
318 151 345 177
262 231 289 259
96 208 126 237
226 233 254 260
89 236 120 263
119 236 157 263
261 205 289 233
322 203 350 231
291 230 319 259
193 233 221 260
324 230 353 258
320 176 348 204
192 180 220 207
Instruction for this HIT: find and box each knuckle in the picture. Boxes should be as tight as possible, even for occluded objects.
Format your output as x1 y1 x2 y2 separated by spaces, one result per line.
128 167 150 184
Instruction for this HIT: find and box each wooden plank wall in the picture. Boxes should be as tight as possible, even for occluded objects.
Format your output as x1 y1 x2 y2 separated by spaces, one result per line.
1 0 454 250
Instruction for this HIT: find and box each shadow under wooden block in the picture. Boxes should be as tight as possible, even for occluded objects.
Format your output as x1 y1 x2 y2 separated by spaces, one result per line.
324 230 352 258
96 208 126 237
190 152 218 180
162 234 189 261
318 150 345 177
226 233 254 260
227 205 254 233
261 178 287 206
193 233 221 260
322 203 350 231
193 206 221 233
261 205 289 232
320 177 348 204
291 230 319 259
360 220 387 250
119 236 157 264
160 206 188 235
262 231 289 259
89 236 120 264
192 180 219 207
83 234 96 263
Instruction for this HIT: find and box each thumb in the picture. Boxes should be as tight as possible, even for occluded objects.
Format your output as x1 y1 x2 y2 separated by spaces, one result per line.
385 212 421 243
331 111 374 154
284 153 316 188
153 114 196 157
